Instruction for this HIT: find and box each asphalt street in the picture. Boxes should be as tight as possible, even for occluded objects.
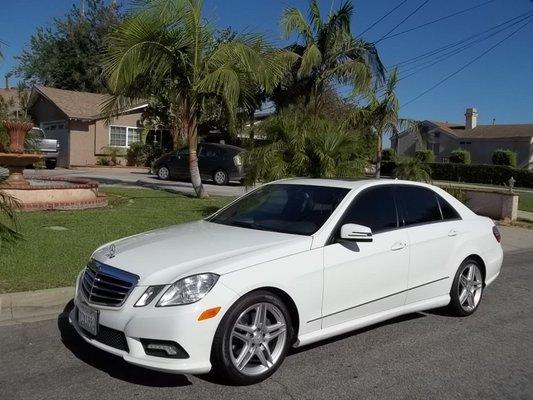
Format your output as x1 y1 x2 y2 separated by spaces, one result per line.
1 248 532 400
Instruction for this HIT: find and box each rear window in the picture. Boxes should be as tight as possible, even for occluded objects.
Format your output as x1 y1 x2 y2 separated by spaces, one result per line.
438 195 461 220
396 186 442 226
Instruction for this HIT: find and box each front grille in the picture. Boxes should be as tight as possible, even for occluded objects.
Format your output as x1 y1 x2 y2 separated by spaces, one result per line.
80 259 139 307
80 320 129 352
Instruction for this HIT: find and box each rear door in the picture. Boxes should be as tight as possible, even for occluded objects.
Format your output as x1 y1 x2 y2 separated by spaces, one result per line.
394 185 462 304
322 185 410 328
174 147 189 178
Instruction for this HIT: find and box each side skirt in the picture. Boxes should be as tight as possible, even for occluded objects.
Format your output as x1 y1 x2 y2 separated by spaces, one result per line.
293 294 450 348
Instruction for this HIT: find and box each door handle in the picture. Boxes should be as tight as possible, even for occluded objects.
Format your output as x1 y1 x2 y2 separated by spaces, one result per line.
391 241 407 251
448 229 458 237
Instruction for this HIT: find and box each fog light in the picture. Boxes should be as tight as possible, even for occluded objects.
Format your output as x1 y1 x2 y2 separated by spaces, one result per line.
140 339 189 359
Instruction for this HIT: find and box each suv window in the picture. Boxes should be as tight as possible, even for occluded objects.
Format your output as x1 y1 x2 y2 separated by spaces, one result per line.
438 195 461 220
396 186 442 226
341 186 398 233
199 145 219 158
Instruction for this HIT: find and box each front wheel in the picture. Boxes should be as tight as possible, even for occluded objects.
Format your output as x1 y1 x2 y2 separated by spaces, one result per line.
211 291 293 385
157 165 170 180
447 258 484 316
45 159 57 170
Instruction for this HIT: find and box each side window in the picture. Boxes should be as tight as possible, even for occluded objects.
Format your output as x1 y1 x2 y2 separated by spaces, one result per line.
438 195 461 220
396 186 442 226
200 146 218 158
341 186 398 233
177 147 189 157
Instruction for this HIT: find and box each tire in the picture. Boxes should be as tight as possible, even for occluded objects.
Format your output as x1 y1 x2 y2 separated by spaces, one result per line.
447 258 484 317
213 169 229 186
45 159 57 170
157 165 170 180
211 290 293 385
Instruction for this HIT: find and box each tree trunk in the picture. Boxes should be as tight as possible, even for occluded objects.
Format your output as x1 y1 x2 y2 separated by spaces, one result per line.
374 134 382 179
183 113 208 198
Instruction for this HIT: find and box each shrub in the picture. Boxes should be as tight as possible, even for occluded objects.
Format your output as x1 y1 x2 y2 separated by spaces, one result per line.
381 148 396 161
96 156 111 166
126 142 163 166
440 185 467 204
449 149 471 164
394 156 431 182
492 149 517 167
414 149 434 163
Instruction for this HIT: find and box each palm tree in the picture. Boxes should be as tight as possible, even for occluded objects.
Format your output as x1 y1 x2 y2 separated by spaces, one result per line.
352 68 417 178
243 106 366 184
103 0 295 197
276 0 385 111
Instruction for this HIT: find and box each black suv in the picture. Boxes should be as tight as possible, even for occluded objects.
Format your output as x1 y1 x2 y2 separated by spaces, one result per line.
152 143 244 185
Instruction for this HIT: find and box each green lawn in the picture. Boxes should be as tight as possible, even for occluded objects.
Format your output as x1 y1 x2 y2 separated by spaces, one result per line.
0 187 231 293
519 191 533 213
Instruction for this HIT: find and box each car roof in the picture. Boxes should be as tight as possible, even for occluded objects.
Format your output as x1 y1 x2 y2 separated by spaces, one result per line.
271 178 440 191
202 142 244 152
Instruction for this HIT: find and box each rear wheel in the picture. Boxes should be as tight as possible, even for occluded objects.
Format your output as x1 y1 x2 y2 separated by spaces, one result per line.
447 258 484 316
211 291 293 385
157 165 170 180
213 169 229 185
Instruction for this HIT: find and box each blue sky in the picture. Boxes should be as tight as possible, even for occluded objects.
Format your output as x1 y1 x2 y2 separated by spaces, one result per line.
1 0 532 127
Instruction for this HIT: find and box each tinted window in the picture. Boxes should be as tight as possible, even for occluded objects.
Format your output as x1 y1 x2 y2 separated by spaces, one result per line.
438 195 461 220
341 186 398 233
396 186 442 226
208 184 349 235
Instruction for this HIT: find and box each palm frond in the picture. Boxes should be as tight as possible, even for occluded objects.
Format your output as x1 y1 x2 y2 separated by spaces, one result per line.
281 7 313 42
297 43 322 78
0 175 22 249
309 0 323 32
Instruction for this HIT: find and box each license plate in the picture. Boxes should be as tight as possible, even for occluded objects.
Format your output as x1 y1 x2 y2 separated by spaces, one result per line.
78 302 99 336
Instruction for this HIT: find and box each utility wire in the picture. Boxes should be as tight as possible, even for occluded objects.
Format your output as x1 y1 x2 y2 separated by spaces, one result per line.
399 13 533 78
381 0 498 41
391 10 533 68
374 0 430 44
359 0 409 36
401 19 531 108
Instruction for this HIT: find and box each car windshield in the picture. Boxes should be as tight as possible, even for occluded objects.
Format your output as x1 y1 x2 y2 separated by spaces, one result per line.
207 184 350 235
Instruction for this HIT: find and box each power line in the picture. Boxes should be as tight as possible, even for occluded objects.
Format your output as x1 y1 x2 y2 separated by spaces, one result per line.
391 10 533 68
374 0 430 44
401 19 531 108
359 0 409 36
398 13 533 78
380 0 498 42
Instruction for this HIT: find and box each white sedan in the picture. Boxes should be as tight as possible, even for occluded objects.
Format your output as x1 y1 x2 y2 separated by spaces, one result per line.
70 179 503 385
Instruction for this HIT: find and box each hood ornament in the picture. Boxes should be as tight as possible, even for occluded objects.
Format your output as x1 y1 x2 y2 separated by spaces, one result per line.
106 244 117 259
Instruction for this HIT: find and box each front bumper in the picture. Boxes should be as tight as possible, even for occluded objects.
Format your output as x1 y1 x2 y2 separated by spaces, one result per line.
69 274 238 374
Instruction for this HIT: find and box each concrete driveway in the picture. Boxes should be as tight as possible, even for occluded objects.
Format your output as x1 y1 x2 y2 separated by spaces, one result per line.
24 167 248 197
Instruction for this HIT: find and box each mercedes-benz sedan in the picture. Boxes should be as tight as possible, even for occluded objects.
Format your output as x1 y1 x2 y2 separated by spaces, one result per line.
70 179 503 385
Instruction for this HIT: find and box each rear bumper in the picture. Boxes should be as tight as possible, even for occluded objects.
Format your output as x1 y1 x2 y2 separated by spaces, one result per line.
41 151 59 159
484 243 503 287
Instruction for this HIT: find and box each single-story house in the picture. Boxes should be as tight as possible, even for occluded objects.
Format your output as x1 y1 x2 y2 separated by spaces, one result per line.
28 86 147 167
392 108 533 169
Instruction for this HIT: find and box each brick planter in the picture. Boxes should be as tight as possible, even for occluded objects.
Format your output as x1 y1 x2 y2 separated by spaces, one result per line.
1 176 108 211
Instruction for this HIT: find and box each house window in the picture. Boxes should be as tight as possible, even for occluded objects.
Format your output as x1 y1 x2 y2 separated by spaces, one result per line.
109 126 142 147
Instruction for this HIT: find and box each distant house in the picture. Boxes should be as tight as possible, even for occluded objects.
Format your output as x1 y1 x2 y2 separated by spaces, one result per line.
28 86 147 167
392 108 533 169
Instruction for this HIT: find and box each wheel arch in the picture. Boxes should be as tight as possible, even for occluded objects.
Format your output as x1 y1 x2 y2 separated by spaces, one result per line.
242 286 300 344
463 254 486 282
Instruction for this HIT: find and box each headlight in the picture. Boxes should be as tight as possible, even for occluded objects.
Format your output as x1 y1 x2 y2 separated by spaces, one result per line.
135 285 165 307
157 273 219 307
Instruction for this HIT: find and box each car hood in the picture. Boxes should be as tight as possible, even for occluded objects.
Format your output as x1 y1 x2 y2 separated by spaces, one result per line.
91 220 312 286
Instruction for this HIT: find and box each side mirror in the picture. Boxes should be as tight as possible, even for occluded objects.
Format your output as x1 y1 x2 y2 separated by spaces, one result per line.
340 223 373 242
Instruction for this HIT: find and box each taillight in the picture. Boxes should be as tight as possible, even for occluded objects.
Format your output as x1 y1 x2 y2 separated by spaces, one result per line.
233 155 242 166
492 225 501 243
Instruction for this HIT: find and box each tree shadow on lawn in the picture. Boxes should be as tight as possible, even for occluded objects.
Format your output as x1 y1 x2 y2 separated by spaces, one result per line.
57 301 192 388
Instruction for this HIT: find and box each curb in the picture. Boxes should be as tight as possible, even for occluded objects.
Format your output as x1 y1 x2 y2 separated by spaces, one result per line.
0 286 74 325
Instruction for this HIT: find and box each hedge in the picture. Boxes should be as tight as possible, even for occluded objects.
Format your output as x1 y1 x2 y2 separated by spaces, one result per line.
380 161 533 188
381 148 396 161
414 149 435 163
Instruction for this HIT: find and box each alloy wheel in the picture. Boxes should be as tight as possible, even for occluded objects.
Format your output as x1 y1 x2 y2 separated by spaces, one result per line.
458 263 483 312
214 170 227 185
229 302 287 376
158 166 169 180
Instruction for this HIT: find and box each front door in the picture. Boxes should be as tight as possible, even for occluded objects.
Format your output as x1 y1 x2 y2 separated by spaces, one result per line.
322 185 410 328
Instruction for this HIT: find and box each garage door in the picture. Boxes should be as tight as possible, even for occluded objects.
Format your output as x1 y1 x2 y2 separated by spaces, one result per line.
42 121 70 167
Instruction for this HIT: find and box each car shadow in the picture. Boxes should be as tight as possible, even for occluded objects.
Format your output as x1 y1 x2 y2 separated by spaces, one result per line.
289 312 426 355
57 301 192 387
